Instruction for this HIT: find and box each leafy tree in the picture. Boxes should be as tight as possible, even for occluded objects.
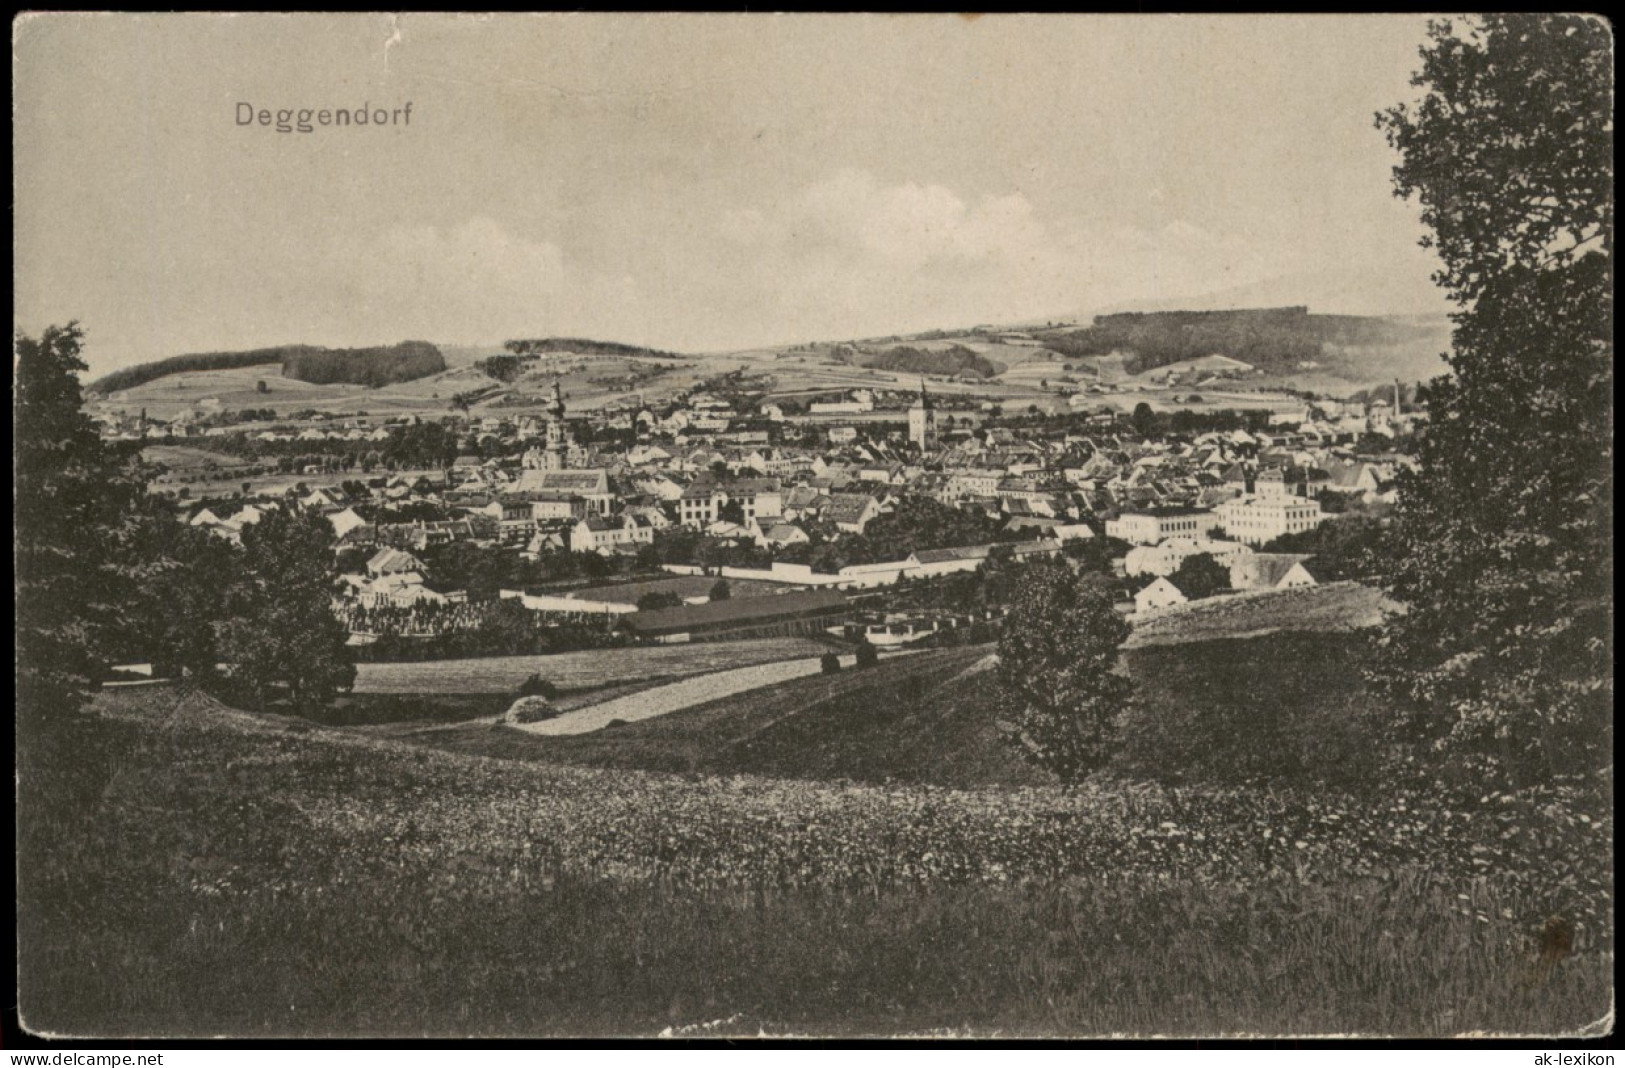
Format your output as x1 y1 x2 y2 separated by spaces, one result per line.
1131 402 1157 439
636 591 683 611
1370 15 1612 789
1170 552 1228 600
1261 515 1386 581
717 499 746 526
709 578 732 602
854 640 880 669
1061 534 1124 575
216 507 356 715
117 502 236 680
997 561 1133 783
820 651 841 675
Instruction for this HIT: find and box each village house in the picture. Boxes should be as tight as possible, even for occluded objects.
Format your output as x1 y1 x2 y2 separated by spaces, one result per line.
1134 576 1189 613
1229 553 1322 592
821 492 884 535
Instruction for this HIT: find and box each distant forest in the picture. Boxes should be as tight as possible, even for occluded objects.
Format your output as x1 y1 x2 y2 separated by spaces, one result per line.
861 344 1001 379
1037 308 1430 375
89 342 447 394
502 338 686 360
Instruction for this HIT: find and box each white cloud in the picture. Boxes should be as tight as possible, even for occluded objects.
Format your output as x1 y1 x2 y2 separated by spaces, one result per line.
335 216 640 343
696 168 1294 341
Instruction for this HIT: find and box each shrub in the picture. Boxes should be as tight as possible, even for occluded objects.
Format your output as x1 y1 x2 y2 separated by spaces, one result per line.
854 642 879 670
517 674 559 700
820 652 841 675
503 696 557 725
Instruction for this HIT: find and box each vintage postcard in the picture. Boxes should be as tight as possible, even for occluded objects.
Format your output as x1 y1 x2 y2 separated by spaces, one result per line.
12 12 1613 1043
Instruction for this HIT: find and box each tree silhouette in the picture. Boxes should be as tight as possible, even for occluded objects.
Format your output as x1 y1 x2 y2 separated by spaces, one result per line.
1371 15 1613 788
997 561 1132 783
216 507 356 715
15 323 144 725
1170 552 1228 600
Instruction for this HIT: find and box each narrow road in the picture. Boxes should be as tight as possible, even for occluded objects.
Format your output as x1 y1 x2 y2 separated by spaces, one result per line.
510 650 913 736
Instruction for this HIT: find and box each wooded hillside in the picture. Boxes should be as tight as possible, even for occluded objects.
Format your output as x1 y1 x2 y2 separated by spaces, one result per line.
502 338 686 360
860 344 1000 379
1038 308 1432 375
88 342 446 394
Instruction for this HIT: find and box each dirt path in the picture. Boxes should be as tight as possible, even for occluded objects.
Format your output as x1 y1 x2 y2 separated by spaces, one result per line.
510 650 917 736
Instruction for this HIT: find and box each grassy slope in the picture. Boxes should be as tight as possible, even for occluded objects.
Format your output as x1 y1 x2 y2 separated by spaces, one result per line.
18 685 1611 1038
416 646 1050 788
407 587 1386 791
411 634 1372 790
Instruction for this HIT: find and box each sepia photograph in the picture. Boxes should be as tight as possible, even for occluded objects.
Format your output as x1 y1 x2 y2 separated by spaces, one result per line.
12 12 1614 1042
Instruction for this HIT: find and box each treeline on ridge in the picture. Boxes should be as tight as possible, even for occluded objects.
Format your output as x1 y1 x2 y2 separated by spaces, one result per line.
89 342 447 394
860 344 1000 379
280 341 445 387
502 338 687 360
1038 307 1430 375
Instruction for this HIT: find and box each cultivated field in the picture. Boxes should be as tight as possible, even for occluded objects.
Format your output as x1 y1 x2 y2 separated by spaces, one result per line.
99 365 369 420
350 638 831 695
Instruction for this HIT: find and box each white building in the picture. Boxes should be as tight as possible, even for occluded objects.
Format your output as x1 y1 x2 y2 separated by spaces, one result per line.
1124 537 1253 578
1105 508 1216 546
1215 496 1325 546
1134 576 1189 613
570 514 655 554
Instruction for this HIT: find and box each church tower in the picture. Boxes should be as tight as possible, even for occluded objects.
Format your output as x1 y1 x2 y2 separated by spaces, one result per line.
908 379 937 451
543 378 570 470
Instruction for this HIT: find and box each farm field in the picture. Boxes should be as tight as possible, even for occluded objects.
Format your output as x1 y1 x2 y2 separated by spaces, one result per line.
98 365 370 420
350 637 831 695
17 683 1611 1037
567 575 786 605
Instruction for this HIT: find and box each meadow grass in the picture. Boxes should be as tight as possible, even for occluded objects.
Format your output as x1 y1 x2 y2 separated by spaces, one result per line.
15 685 1612 1039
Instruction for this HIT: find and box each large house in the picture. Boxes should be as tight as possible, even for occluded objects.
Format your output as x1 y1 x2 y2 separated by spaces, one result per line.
570 514 655 555
513 469 614 514
1214 495 1325 546
1124 537 1252 577
1105 507 1216 545
821 493 884 534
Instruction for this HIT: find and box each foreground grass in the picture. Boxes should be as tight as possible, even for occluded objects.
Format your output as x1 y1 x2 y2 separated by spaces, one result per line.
16 686 1612 1038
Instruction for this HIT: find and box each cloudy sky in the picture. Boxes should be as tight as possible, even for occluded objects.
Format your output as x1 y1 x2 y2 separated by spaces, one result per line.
15 14 1450 375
